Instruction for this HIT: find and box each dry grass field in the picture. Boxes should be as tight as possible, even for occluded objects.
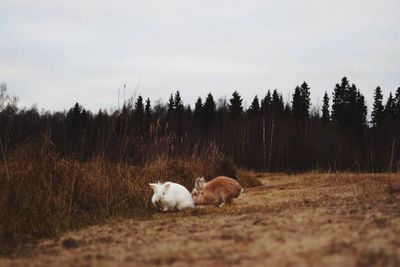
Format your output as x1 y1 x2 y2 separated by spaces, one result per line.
1 172 400 267
0 144 260 251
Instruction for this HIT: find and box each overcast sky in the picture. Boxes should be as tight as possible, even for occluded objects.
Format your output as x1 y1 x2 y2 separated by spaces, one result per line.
1 0 399 112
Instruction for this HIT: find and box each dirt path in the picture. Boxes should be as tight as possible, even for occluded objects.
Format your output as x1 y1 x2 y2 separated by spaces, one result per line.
2 174 400 267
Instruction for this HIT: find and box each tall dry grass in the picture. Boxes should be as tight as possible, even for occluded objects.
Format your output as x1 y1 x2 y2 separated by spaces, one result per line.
0 142 259 252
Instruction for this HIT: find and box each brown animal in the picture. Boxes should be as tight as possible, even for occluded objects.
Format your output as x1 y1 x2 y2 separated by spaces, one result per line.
191 176 243 206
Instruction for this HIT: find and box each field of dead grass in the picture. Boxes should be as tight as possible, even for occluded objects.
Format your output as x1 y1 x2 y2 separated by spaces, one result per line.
1 172 399 267
0 143 260 252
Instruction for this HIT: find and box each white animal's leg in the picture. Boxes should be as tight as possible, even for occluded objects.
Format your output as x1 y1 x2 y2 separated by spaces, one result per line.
166 202 176 212
176 201 186 211
163 206 169 212
177 201 194 211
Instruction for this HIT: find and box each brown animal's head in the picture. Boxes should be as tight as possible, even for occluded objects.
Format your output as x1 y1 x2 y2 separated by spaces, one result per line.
191 177 206 203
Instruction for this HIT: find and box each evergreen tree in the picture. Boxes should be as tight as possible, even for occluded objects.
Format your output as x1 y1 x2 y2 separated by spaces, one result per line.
70 102 82 117
321 91 330 122
228 91 243 120
265 90 272 103
174 90 184 116
145 97 152 122
134 95 145 121
384 92 396 123
371 86 384 127
332 77 349 126
291 86 302 118
194 97 203 119
248 95 260 114
261 90 272 114
271 89 284 115
202 93 216 129
67 102 88 145
355 89 367 127
167 94 174 114
291 82 311 119
331 77 367 129
68 103 86 130
299 81 311 118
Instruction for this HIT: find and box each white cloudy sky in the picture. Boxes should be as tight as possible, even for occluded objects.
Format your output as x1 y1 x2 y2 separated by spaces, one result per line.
1 0 399 111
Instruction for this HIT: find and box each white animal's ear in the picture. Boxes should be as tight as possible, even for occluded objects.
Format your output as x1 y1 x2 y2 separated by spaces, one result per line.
149 183 157 191
163 183 171 191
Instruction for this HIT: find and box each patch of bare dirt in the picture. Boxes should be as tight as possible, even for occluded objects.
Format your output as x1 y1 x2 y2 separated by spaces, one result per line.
1 173 400 267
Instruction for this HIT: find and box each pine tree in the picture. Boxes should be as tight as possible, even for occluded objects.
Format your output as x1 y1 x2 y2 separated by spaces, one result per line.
248 95 260 114
194 97 203 118
145 97 152 122
68 102 85 131
71 102 82 117
271 89 284 115
228 91 243 120
384 92 396 123
167 94 174 114
299 81 311 118
174 90 184 116
134 95 145 121
261 90 272 113
355 89 367 127
291 82 311 119
67 102 87 143
202 93 216 129
371 86 384 127
291 86 302 118
321 91 330 122
332 77 349 126
331 77 366 129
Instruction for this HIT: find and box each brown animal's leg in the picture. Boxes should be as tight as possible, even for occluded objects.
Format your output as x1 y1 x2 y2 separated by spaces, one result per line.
220 192 232 204
224 196 233 204
236 187 243 198
215 198 223 207
212 192 221 207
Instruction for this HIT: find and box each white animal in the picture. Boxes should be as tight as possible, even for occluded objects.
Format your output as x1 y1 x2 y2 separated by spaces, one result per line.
149 181 195 211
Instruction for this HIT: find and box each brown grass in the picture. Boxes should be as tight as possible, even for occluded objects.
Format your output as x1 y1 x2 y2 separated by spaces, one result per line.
236 169 263 188
0 143 259 253
1 172 399 266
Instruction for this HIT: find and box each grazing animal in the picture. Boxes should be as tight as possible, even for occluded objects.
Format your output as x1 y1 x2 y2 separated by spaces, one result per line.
149 181 195 211
191 176 243 206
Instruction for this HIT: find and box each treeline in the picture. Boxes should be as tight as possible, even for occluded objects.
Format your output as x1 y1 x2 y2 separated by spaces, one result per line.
0 77 399 172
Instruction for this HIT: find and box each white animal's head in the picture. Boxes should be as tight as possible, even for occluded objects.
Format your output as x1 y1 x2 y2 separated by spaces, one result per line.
149 182 171 207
